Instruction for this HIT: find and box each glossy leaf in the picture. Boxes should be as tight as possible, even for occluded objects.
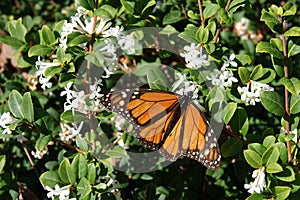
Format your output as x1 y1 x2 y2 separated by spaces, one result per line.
260 91 285 116
28 44 52 57
290 95 300 114
221 138 243 157
248 143 267 156
35 135 52 151
223 102 237 124
238 67 250 84
280 77 300 95
275 166 295 182
256 42 283 59
274 186 291 200
0 155 6 173
229 107 249 136
71 154 87 179
244 149 262 168
95 5 117 18
58 158 76 184
40 171 64 188
87 163 96 184
266 162 283 173
77 177 92 198
250 64 264 80
8 90 23 118
284 27 300 37
262 135 276 148
262 146 279 165
203 3 219 19
21 92 34 122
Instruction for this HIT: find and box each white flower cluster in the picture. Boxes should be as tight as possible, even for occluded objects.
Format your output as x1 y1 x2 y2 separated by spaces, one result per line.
35 57 61 90
244 167 266 194
59 6 112 50
206 54 238 89
31 148 47 159
59 122 83 142
0 112 16 135
172 72 200 101
45 184 75 200
61 80 103 114
180 43 210 69
237 80 274 105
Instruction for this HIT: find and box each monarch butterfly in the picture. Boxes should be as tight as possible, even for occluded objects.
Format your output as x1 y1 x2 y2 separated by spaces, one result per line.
101 88 221 169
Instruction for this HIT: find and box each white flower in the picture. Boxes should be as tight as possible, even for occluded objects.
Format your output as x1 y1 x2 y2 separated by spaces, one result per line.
0 112 16 134
60 122 83 142
95 17 112 35
118 33 136 55
222 54 237 68
103 26 124 38
244 167 266 194
35 57 61 76
45 184 72 200
180 43 210 69
31 148 47 159
61 82 75 102
171 72 187 92
237 80 274 105
39 75 53 90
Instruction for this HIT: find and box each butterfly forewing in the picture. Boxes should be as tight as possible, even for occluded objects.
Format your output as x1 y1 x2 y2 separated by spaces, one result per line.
101 88 221 169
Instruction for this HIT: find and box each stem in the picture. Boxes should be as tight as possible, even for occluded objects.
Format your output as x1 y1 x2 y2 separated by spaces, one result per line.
21 141 40 177
281 19 292 163
213 0 231 43
198 0 205 27
52 138 87 154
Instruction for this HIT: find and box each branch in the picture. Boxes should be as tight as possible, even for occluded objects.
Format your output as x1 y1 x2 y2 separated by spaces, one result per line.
281 18 292 163
213 0 231 43
198 0 205 27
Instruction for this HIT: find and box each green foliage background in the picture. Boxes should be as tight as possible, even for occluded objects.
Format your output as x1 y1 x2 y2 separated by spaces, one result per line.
0 0 300 199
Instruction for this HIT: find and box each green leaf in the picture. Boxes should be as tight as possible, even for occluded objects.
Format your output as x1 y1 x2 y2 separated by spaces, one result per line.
203 3 219 19
8 18 27 42
71 154 87 179
121 0 135 14
283 2 297 16
178 26 198 43
77 178 92 198
58 158 76 184
41 25 56 45
259 68 276 84
35 135 52 151
141 0 156 14
246 193 265 200
275 166 295 182
229 107 249 136
248 143 267 156
85 51 104 67
56 47 65 64
280 77 300 95
8 90 23 118
271 56 284 77
163 10 184 25
288 40 300 57
218 8 232 25
106 146 127 158
256 42 283 59
40 171 64 188
44 66 63 78
0 36 24 48
284 27 300 37
244 149 262 168
260 91 285 116
61 110 87 123
260 9 279 23
250 64 264 81
87 163 96 184
77 0 95 10
221 138 243 157
274 186 291 200
147 66 169 91
21 92 34 122
274 142 288 163
223 102 237 124
262 146 279 165
238 67 250 84
28 45 52 57
266 162 283 173
0 155 6 173
95 5 117 18
290 95 300 114
235 54 252 66
196 26 209 43
68 35 90 46
76 136 88 151
263 135 276 148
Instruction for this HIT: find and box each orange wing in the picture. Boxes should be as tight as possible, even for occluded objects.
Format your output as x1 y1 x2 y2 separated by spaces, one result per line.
101 88 221 169
159 103 220 169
